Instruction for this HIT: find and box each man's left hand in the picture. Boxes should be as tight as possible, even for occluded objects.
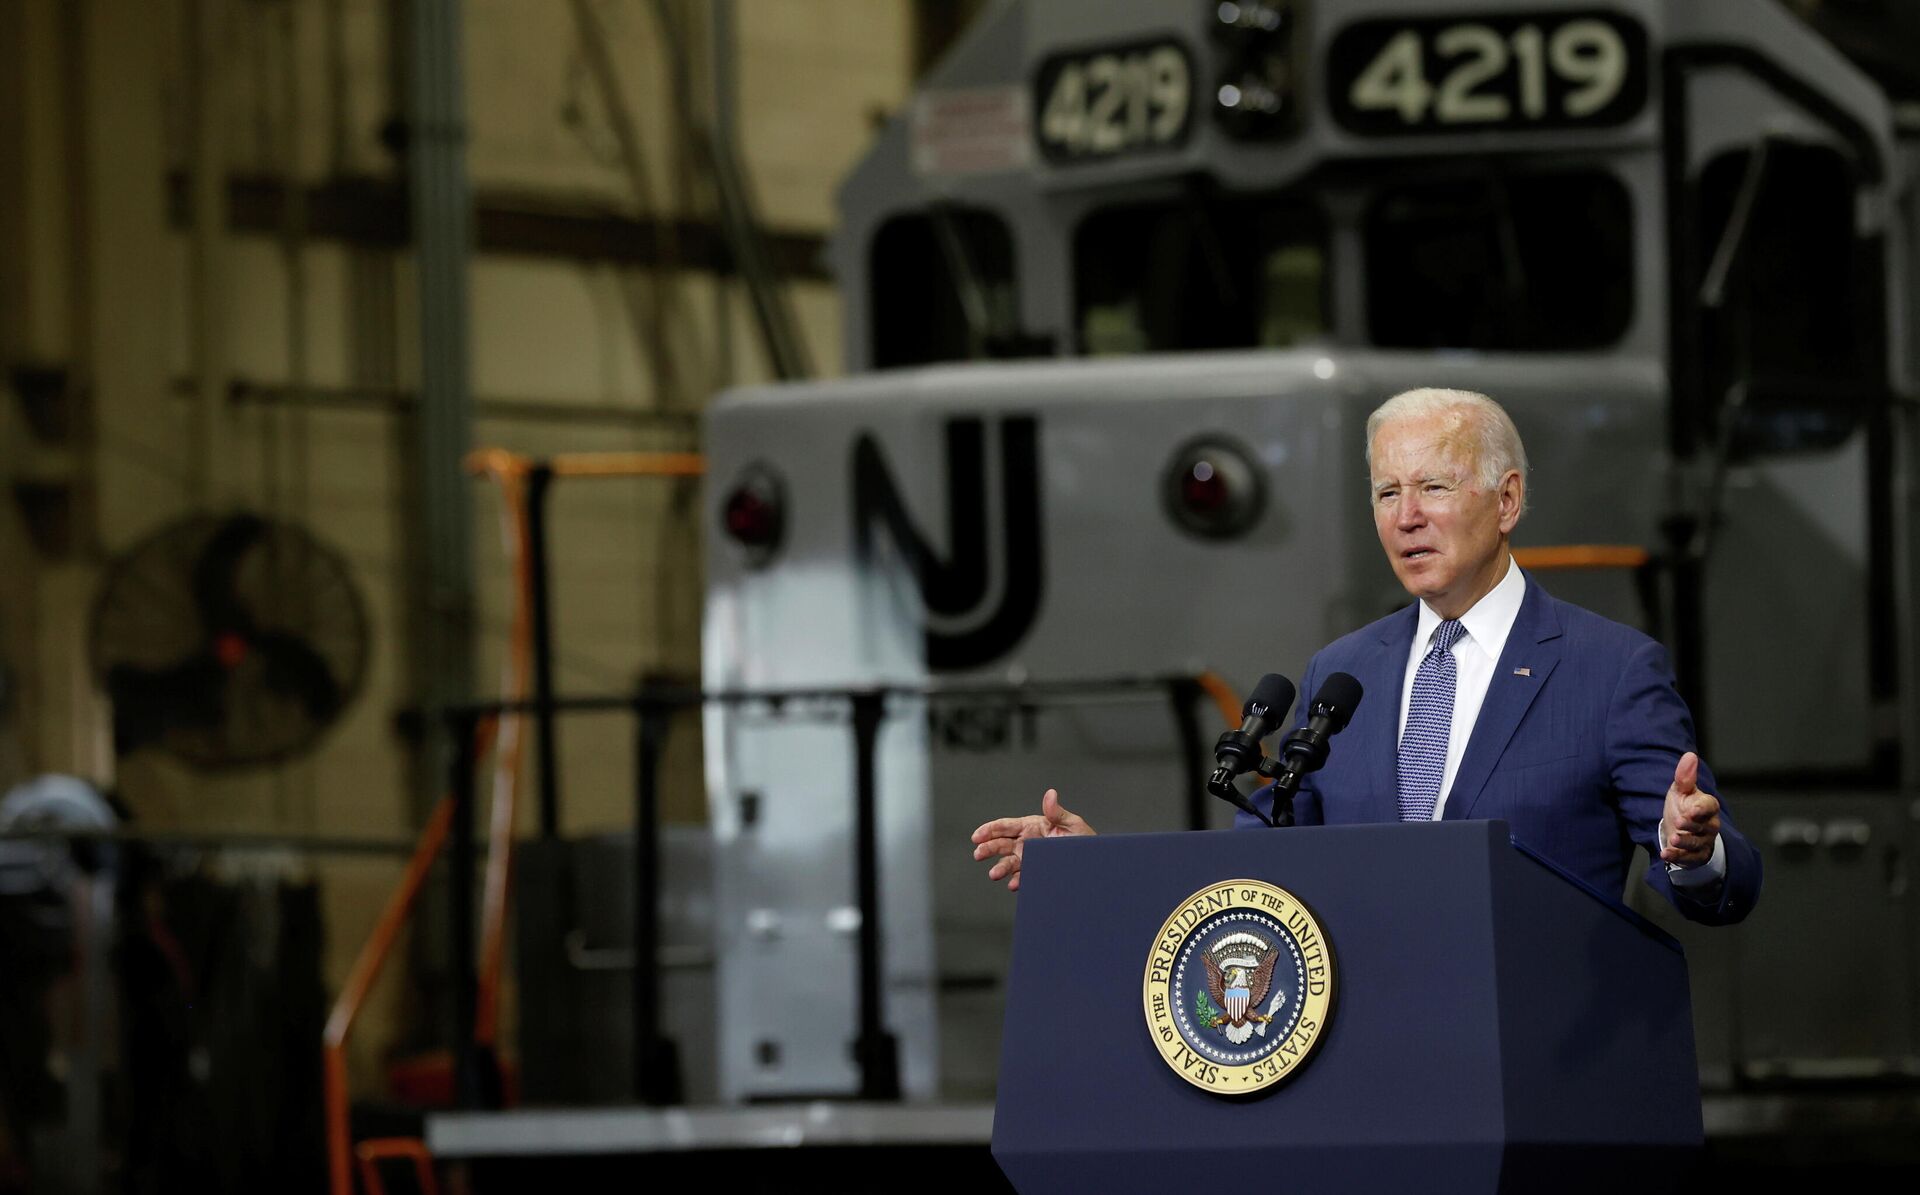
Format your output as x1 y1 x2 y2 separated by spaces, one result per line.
1660 751 1721 868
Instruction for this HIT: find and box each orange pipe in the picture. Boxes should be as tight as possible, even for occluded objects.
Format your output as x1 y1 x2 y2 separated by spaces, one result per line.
469 447 707 480
464 444 534 1048
464 444 704 1042
324 784 467 1195
548 450 705 478
355 1137 441 1195
1514 544 1650 571
474 468 535 1047
463 446 531 482
1196 671 1242 730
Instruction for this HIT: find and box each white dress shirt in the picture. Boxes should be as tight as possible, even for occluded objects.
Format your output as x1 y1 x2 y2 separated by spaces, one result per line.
1394 556 1725 885
1397 555 1527 819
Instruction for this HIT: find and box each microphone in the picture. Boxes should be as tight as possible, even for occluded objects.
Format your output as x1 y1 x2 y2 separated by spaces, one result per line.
1255 672 1363 829
1208 673 1295 825
1275 672 1365 781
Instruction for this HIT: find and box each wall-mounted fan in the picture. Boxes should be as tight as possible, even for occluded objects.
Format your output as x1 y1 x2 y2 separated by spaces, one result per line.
89 513 370 769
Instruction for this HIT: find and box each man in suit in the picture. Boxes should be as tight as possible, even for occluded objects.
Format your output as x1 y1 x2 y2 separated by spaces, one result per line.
972 388 1759 926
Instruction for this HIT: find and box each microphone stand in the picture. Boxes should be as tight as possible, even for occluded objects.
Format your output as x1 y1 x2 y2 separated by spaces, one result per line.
1209 711 1342 828
1251 757 1300 828
1229 722 1338 829
1206 756 1301 828
1206 735 1315 828
1206 765 1276 827
1259 721 1342 828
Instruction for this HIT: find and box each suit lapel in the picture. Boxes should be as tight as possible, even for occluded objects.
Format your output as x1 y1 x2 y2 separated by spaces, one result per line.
1359 606 1417 823
1442 576 1564 822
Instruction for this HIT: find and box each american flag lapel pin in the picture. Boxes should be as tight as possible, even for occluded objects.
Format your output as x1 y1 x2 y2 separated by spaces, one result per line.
1513 667 1532 677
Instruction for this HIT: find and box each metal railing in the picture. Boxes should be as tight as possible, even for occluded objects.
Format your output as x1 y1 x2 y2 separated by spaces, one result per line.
323 448 705 1195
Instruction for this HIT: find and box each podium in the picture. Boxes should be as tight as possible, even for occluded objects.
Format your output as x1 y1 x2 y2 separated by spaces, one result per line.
991 821 1702 1194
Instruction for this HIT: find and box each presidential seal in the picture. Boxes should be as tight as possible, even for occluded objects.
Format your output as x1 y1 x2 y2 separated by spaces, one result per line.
1142 878 1334 1095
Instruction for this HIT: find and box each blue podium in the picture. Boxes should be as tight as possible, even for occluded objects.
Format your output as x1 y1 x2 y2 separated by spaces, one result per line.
991 821 1702 1193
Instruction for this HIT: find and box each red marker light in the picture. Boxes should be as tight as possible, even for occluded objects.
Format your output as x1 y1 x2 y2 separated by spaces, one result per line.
1181 462 1231 514
720 464 787 564
1163 438 1267 539
724 489 776 545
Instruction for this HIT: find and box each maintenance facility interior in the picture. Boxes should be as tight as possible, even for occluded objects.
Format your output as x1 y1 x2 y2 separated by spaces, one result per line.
4 0 1920 1191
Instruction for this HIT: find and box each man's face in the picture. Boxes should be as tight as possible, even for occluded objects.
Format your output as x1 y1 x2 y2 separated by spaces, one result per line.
1368 411 1523 618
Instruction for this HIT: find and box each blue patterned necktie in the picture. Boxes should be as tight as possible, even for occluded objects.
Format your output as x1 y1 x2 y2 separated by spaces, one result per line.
1399 619 1467 822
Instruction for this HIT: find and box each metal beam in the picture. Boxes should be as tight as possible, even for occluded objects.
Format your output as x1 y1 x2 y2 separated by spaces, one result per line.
161 172 832 281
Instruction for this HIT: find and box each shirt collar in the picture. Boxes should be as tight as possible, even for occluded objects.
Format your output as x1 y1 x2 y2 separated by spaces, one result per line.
1413 555 1526 663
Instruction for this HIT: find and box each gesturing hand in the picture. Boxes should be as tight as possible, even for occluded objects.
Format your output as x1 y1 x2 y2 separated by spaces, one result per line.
969 788 1095 892
1660 751 1721 868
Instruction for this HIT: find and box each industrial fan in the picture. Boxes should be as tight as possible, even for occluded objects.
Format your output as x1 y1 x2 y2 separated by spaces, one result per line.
89 512 370 769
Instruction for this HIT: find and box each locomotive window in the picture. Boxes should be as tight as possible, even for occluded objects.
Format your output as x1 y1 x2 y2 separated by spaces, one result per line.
1072 196 1327 354
1695 142 1874 453
1364 171 1632 350
870 207 1021 369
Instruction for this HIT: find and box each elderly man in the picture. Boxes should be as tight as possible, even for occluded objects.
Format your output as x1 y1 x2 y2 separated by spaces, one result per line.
972 388 1759 926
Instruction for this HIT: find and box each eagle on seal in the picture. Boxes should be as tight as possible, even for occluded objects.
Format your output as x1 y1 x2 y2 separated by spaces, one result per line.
1204 933 1282 1045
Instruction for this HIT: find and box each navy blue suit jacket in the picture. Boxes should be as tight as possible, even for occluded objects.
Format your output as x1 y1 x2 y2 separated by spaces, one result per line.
1239 572 1760 926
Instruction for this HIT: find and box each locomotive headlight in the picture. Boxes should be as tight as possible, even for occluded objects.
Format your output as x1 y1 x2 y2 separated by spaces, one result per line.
720 463 787 566
1209 0 1299 141
1162 437 1267 540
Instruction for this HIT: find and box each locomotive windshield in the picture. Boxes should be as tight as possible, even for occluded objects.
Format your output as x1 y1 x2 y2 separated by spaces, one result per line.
1364 169 1632 351
1064 168 1632 358
1074 193 1328 354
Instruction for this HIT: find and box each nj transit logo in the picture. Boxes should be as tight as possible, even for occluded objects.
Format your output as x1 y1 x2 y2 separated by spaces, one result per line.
851 416 1043 672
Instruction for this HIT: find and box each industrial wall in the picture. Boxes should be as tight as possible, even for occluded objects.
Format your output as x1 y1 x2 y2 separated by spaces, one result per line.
0 0 915 1088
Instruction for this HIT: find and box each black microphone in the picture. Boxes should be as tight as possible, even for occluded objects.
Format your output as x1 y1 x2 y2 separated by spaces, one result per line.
1276 672 1365 780
1254 672 1363 829
1208 673 1295 825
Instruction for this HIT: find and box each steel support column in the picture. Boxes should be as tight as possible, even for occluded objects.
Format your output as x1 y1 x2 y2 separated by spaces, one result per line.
406 0 477 780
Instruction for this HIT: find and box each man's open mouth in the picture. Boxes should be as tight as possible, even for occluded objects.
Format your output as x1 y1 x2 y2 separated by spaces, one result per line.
1402 548 1436 560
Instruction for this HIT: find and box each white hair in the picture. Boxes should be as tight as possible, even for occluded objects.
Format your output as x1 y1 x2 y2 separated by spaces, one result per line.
1365 388 1529 507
